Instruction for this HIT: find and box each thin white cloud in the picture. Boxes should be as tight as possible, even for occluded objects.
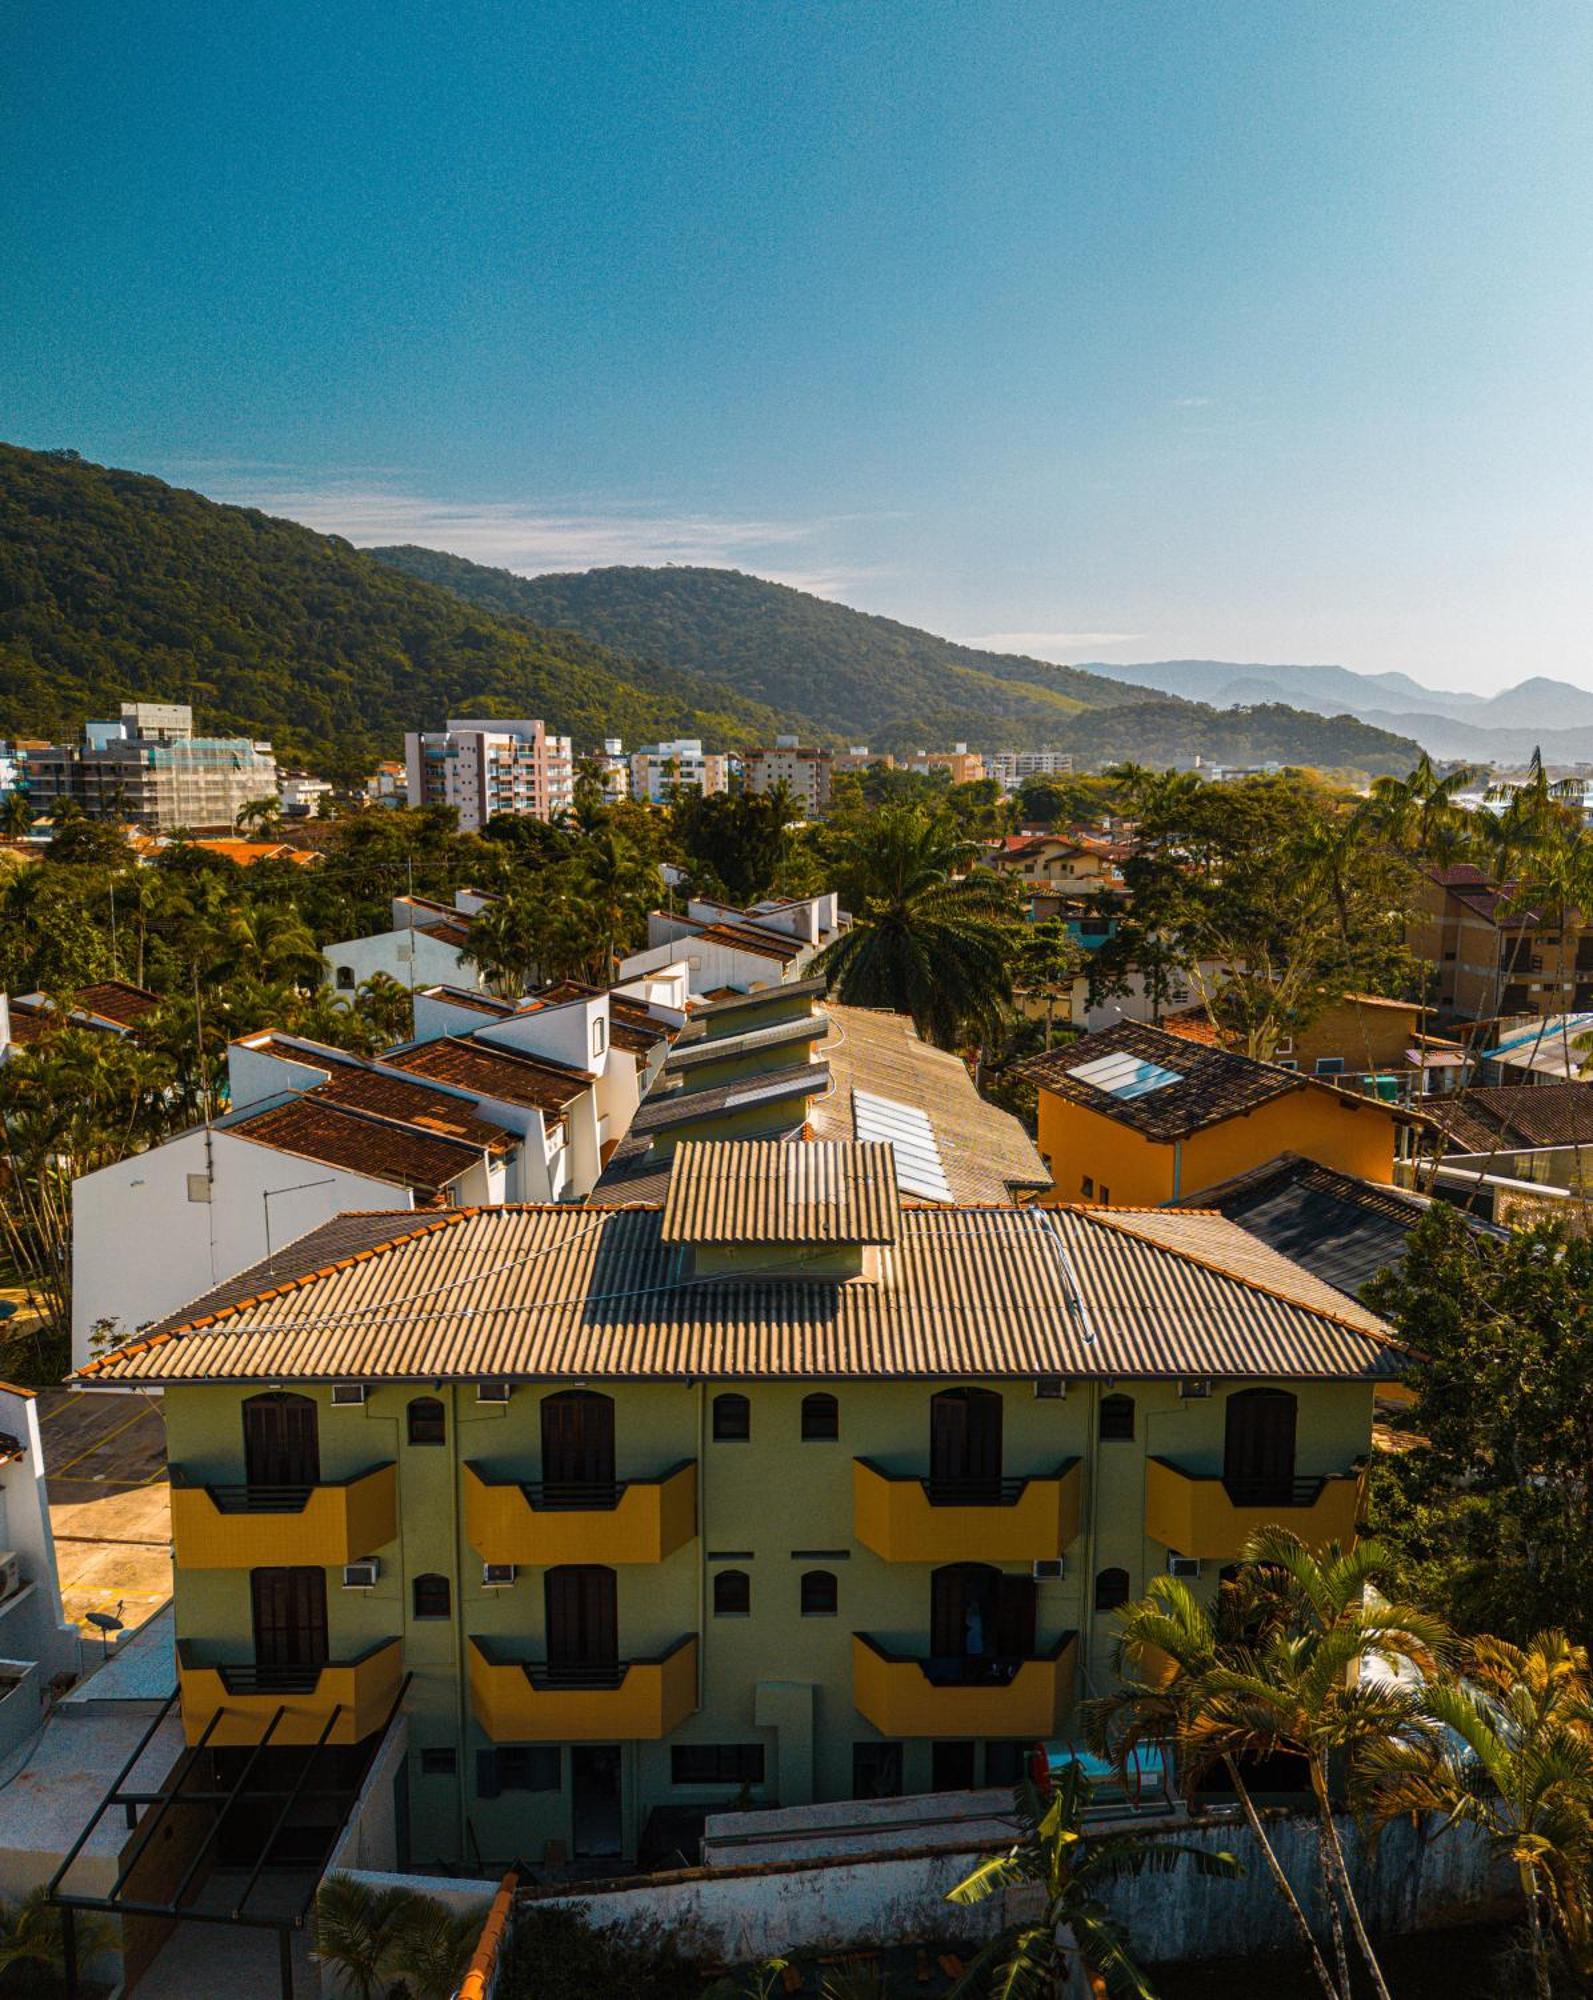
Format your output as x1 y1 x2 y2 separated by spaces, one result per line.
1171 395 1214 408
192 473 874 600
965 630 1147 657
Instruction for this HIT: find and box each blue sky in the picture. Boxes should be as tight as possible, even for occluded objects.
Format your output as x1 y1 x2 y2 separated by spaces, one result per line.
6 2 1593 692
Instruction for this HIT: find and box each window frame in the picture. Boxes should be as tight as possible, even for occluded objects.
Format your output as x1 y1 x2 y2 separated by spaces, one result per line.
800 1392 839 1442
712 1392 751 1443
799 1569 838 1617
713 1568 751 1617
412 1572 452 1621
407 1396 446 1447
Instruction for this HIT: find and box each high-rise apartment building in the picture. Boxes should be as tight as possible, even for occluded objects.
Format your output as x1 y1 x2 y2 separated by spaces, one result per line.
743 738 833 814
405 719 574 832
987 750 1076 791
24 703 278 832
630 739 729 804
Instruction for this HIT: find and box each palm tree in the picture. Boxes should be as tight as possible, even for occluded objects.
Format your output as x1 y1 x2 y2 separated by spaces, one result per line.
312 1873 478 2000
1014 918 1086 1049
0 1885 111 1991
944 1763 1240 1998
464 892 545 998
816 808 1020 1047
575 827 661 979
1358 1631 1593 2000
0 790 34 841
1090 1534 1450 2000
236 794 284 837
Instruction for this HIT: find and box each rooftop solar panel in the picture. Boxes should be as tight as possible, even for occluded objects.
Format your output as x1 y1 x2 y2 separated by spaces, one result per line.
852 1089 953 1201
1068 1050 1183 1100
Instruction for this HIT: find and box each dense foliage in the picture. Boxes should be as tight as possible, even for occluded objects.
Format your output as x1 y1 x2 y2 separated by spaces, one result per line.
0 445 793 777
372 549 1422 771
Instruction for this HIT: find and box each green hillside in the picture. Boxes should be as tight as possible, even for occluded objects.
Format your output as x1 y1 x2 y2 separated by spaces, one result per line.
0 445 800 774
371 549 1424 772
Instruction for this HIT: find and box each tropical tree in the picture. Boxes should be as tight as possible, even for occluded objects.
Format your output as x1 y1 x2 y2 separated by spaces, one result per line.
0 791 34 840
236 794 285 837
312 1873 484 2000
1358 1631 1593 2000
1089 1534 1450 2000
463 892 546 998
815 808 1020 1047
575 827 663 978
1014 918 1086 1050
944 1762 1240 1998
0 1885 112 1992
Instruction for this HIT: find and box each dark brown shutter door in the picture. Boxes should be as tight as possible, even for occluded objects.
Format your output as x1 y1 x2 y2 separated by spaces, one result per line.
546 1566 618 1670
1224 1389 1298 1504
541 1393 616 1492
251 1567 328 1668
243 1393 320 1488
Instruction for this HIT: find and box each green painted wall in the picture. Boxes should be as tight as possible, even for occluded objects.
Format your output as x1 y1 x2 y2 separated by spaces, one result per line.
165 1372 1374 1869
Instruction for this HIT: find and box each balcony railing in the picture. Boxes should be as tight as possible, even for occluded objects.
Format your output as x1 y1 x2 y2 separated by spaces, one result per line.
177 1638 402 1748
464 1459 697 1566
1144 1457 1367 1561
170 1463 398 1568
852 1631 1077 1738
468 1633 697 1741
852 1458 1081 1563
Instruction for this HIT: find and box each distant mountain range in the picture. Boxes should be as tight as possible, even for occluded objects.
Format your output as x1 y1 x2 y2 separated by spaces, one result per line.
1080 659 1593 763
0 442 1428 779
372 550 1423 774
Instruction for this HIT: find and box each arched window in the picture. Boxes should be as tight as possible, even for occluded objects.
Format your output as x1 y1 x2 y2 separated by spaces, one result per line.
713 1569 750 1617
1094 1567 1130 1612
335 965 356 991
713 1393 750 1443
1099 1393 1135 1443
800 1393 838 1442
800 1570 837 1616
407 1397 446 1446
413 1573 451 1620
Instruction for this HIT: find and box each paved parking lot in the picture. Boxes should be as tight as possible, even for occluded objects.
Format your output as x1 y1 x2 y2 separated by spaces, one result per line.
37 1388 172 1637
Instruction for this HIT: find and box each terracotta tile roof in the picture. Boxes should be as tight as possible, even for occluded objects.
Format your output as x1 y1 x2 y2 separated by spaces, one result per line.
667 916 807 963
416 920 475 950
386 1035 590 1116
1018 1021 1303 1140
533 982 672 1056
661 1139 899 1246
227 1095 485 1195
417 985 516 1017
66 980 162 1026
1424 1083 1593 1154
811 1004 1049 1204
316 1067 514 1152
78 1192 1406 1385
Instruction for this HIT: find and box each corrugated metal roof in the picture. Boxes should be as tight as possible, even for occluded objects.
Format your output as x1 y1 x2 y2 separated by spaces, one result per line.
79 1195 1406 1386
661 1139 899 1245
690 976 829 1020
665 1014 828 1072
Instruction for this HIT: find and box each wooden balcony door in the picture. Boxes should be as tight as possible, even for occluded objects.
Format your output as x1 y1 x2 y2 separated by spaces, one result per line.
250 1566 329 1670
930 1562 1035 1678
1223 1388 1298 1505
545 1565 619 1679
242 1391 320 1489
541 1391 616 1503
929 1387 1002 1502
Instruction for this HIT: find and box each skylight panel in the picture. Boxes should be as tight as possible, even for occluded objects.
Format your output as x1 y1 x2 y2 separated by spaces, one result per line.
1068 1051 1183 1100
852 1089 952 1201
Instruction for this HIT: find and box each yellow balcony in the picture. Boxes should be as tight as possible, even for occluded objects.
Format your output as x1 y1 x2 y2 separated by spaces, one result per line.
852 1458 1081 1563
169 1463 398 1570
852 1632 1076 1739
463 1460 697 1566
1144 1458 1367 1561
468 1634 698 1742
177 1639 403 1747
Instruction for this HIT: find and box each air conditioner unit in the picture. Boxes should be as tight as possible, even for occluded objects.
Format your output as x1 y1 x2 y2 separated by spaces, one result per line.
1167 1553 1202 1579
342 1558 379 1589
482 1562 517 1589
330 1383 368 1408
1178 1377 1212 1400
0 1553 20 1602
1033 1377 1067 1400
1032 1558 1067 1580
476 1382 510 1405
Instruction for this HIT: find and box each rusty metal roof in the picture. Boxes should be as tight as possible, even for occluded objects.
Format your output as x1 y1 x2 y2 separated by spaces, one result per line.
79 1190 1405 1385
225 1096 483 1195
315 1067 514 1153
386 1035 590 1115
661 1140 899 1246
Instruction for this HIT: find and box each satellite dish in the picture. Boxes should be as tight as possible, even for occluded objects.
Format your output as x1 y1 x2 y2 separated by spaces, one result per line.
87 1603 125 1659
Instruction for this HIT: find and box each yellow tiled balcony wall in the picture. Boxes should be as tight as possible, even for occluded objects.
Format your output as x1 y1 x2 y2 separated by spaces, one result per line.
468 1634 698 1742
463 1459 698 1566
170 1463 398 1569
851 1631 1077 1739
851 1457 1081 1563
1143 1457 1367 1561
177 1638 403 1747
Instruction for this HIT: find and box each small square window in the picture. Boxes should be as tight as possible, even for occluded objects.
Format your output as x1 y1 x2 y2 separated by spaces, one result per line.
420 1747 457 1778
1098 1185 1111 1206
1080 1175 1094 1198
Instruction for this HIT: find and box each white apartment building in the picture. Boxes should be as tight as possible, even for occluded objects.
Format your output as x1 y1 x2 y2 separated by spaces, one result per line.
744 737 833 814
987 748 1076 790
630 738 729 803
278 772 334 817
404 718 574 832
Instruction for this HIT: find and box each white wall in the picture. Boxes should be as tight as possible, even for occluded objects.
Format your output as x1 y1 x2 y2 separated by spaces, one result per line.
71 1126 418 1368
625 928 786 998
324 927 479 996
226 1039 343 1114
0 1388 79 1687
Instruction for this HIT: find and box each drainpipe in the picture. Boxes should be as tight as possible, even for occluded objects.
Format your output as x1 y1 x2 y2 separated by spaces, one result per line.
696 1381 706 1711
1080 1381 1103 1700
451 1382 469 1864
1170 1140 1182 1203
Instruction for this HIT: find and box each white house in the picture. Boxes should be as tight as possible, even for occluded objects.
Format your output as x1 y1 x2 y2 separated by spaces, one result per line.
618 894 840 997
0 1386 80 1760
323 892 489 996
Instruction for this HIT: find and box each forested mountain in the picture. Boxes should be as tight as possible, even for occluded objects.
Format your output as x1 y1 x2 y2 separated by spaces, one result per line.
0 445 796 776
373 549 1424 772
